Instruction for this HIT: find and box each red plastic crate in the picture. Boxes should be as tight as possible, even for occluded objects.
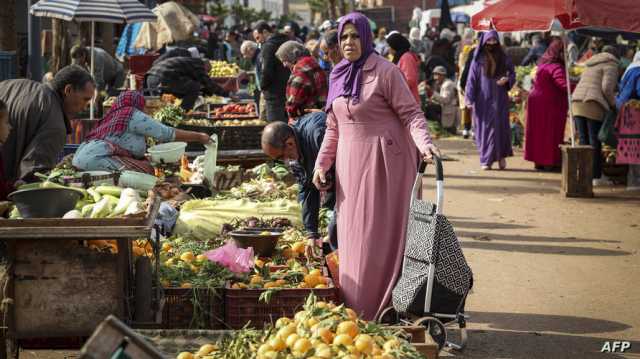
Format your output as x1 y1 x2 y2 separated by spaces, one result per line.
129 54 159 74
224 281 340 329
161 287 225 329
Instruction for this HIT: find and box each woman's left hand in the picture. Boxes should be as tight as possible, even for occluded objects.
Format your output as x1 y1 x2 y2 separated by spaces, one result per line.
198 133 211 144
423 143 441 161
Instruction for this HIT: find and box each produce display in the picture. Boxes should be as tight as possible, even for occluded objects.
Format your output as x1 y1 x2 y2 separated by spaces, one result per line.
159 235 232 288
213 103 256 117
8 182 148 220
67 186 147 219
182 118 266 127
209 61 241 78
215 179 299 201
230 263 329 290
174 198 302 240
205 95 227 104
154 104 185 127
515 65 536 86
174 294 425 359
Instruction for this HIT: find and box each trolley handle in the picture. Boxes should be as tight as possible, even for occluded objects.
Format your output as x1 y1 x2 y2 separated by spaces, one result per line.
419 155 444 182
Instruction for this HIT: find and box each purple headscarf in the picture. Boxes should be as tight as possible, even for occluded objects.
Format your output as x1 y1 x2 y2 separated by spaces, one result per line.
325 12 375 111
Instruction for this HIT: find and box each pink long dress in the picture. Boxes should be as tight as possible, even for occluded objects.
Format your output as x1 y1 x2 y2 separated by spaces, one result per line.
315 54 433 320
524 62 570 167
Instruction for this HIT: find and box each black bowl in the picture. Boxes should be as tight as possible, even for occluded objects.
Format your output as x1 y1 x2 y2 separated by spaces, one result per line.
8 187 84 218
229 230 282 257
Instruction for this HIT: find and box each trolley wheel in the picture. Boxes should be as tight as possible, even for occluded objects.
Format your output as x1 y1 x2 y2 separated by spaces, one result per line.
414 316 447 351
377 306 399 325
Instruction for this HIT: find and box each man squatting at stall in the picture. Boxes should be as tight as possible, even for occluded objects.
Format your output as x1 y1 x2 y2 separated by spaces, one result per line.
261 112 337 255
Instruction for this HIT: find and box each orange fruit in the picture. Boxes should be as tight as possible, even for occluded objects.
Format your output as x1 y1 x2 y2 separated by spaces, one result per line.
333 334 353 346
337 321 359 338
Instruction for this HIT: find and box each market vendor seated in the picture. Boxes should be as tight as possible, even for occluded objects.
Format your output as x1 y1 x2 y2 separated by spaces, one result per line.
261 112 337 255
145 56 229 111
72 91 210 174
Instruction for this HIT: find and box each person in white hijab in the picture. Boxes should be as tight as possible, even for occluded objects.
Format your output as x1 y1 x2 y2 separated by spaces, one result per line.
409 27 431 60
410 7 423 29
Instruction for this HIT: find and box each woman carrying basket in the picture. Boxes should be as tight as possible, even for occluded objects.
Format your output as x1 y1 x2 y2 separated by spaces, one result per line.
312 12 439 320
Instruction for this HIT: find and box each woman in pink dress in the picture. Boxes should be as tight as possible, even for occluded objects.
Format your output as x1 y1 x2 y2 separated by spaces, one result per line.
524 39 570 170
313 12 439 320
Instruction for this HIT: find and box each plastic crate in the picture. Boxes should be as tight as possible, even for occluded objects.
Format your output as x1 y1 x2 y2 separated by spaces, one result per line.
224 281 340 329
161 287 225 329
129 54 159 74
0 51 17 82
325 251 340 288
179 124 264 152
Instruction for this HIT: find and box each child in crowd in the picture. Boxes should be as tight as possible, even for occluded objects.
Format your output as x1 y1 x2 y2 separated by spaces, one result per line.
510 114 524 148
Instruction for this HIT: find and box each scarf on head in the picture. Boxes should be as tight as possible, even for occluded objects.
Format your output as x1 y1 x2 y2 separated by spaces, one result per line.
386 32 412 65
538 38 564 65
325 12 375 111
622 51 640 80
87 91 145 141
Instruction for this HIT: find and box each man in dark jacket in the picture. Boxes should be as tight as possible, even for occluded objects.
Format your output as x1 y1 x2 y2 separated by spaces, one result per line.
253 21 291 122
0 65 95 183
261 112 337 254
146 56 228 110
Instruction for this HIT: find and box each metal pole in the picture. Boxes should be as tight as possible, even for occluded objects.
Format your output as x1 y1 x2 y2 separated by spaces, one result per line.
27 0 42 81
563 31 576 146
90 21 95 121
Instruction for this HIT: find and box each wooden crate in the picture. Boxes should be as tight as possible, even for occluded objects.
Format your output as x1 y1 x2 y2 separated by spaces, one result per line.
389 326 439 359
561 145 594 198
80 315 165 359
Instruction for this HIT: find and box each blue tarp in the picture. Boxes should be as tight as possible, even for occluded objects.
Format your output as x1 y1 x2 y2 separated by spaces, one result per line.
116 23 147 58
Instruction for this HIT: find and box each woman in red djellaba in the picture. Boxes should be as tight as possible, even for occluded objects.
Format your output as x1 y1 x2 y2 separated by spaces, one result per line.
524 38 571 170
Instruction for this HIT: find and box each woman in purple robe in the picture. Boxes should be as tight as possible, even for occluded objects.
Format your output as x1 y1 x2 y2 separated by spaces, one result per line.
465 30 515 170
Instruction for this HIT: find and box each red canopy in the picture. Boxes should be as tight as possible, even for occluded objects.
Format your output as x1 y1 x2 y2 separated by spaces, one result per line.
471 0 640 33
471 0 582 31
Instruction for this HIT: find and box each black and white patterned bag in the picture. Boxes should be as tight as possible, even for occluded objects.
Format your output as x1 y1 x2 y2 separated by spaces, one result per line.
392 163 472 316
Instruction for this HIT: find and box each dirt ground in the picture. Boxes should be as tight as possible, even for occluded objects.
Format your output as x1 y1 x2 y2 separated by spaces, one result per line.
426 138 640 359
9 138 640 359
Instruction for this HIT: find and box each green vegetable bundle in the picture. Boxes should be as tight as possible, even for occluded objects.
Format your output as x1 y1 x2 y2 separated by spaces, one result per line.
154 104 185 127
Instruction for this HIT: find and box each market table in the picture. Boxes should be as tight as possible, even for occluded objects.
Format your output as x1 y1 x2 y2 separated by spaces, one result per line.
0 199 161 359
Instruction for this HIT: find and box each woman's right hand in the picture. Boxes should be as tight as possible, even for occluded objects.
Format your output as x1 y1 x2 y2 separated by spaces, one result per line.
312 169 331 191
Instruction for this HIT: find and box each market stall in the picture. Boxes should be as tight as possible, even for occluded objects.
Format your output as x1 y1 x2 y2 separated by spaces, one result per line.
0 185 161 357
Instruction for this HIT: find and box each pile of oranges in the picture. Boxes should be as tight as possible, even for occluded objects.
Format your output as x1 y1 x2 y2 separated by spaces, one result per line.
174 295 424 359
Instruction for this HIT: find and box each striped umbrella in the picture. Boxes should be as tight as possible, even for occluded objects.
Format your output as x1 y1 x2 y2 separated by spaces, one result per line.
30 0 157 24
30 0 156 120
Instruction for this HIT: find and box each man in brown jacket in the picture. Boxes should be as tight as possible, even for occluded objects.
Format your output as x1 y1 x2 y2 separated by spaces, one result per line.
571 45 619 186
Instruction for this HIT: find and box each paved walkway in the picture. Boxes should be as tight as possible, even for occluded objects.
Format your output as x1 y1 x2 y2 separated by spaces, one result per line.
426 138 640 359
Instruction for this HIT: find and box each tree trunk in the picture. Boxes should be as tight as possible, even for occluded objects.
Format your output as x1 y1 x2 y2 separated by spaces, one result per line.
327 0 337 20
51 20 72 74
0 0 17 51
338 0 347 16
52 19 64 74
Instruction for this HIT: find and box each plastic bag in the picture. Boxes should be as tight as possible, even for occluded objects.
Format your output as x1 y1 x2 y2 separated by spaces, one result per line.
598 109 618 148
203 134 218 190
205 242 254 274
